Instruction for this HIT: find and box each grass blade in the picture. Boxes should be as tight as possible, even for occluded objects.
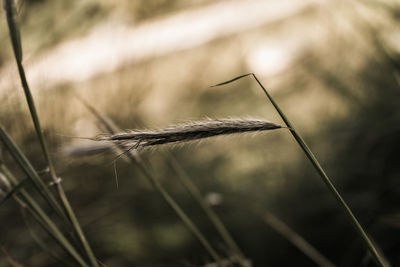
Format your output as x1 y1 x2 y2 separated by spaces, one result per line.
3 2 98 266
263 212 336 267
0 246 24 267
0 164 89 267
214 73 388 267
0 177 29 207
3 0 22 62
211 73 252 87
0 125 65 216
21 208 77 267
168 156 244 258
137 162 224 265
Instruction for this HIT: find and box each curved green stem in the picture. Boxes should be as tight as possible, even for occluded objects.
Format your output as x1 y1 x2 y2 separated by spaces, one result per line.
252 73 387 267
212 73 388 267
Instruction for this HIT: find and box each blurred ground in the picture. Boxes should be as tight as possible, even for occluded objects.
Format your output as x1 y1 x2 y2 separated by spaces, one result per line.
0 0 399 266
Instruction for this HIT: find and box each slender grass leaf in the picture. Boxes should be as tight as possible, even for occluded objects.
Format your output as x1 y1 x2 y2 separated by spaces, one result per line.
168 156 244 259
3 0 23 62
0 164 89 267
21 208 77 267
211 73 252 87
263 212 336 267
0 178 30 207
3 2 99 265
0 125 64 216
246 73 388 267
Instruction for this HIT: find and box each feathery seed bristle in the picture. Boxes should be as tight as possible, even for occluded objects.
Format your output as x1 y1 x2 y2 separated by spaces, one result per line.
94 118 282 150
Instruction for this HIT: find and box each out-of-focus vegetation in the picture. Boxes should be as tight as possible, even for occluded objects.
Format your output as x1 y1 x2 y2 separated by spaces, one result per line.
0 0 399 266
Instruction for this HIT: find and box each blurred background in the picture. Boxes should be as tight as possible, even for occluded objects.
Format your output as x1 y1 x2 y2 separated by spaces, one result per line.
0 0 399 266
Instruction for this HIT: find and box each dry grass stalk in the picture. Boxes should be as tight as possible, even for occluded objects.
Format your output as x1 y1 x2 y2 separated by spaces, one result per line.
93 118 282 149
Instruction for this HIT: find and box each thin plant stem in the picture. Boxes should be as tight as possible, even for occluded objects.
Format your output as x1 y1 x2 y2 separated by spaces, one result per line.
252 73 387 267
168 156 244 258
0 164 89 267
3 2 98 266
136 162 223 265
21 207 78 267
0 125 65 217
263 212 336 267
78 97 223 265
0 246 24 267
213 73 388 267
0 125 83 250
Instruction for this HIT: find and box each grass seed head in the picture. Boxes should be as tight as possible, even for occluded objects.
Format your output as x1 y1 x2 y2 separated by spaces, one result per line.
94 118 282 150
